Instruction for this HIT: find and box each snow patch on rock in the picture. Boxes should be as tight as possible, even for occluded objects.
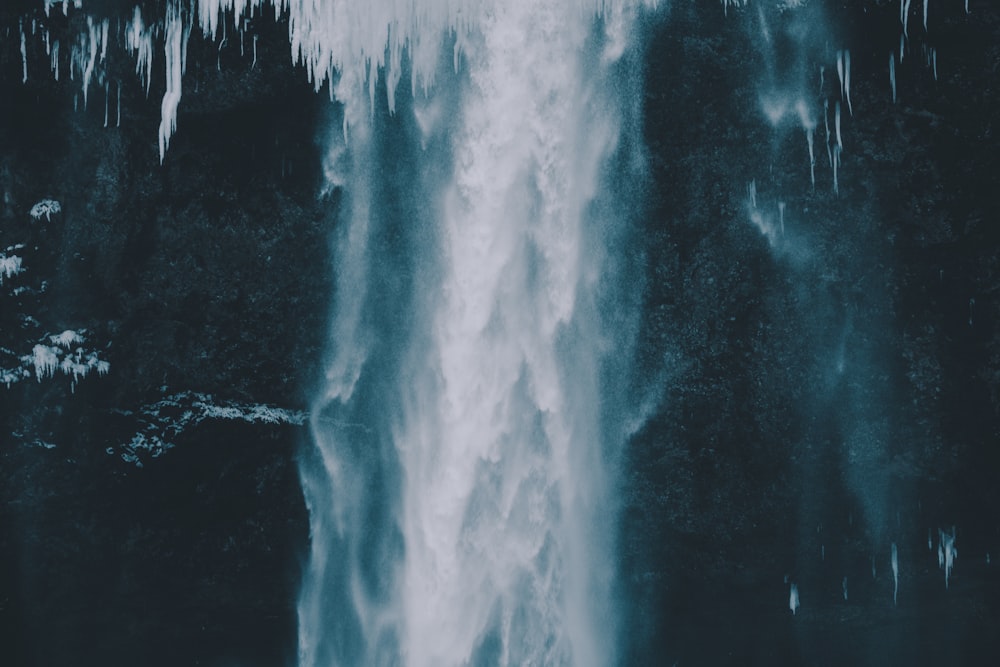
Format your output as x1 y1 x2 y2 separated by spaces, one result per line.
112 391 308 466
29 199 61 221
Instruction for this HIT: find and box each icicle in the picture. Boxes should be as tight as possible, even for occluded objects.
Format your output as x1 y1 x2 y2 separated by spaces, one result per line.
20 20 28 83
833 144 841 194
923 0 929 32
100 19 109 62
181 17 191 78
835 101 842 149
903 0 913 38
789 583 799 615
51 40 60 81
116 81 121 128
966 0 970 14
836 50 845 100
900 33 905 63
778 202 786 236
159 5 187 163
824 99 832 167
218 19 227 72
807 128 816 187
103 81 109 127
748 180 757 208
1 253 23 282
126 7 153 97
252 34 258 70
939 527 957 588
890 53 897 103
29 344 60 381
819 65 825 94
845 50 853 116
81 17 100 109
842 576 849 601
891 543 899 605
932 48 938 81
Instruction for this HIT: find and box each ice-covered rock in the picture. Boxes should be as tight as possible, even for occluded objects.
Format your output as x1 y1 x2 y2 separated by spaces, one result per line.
29 199 61 221
0 253 23 283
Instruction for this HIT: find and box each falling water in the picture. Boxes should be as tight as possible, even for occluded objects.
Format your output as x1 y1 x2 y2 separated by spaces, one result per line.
298 1 650 665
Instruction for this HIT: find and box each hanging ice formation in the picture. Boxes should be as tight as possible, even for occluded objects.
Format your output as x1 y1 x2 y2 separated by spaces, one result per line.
889 53 897 103
789 583 800 615
939 527 958 588
834 101 842 150
731 0 953 205
158 4 191 161
22 330 110 391
836 50 852 117
807 126 816 186
722 0 748 17
891 542 899 605
20 19 28 83
746 180 780 246
0 250 23 284
125 8 155 97
844 50 854 116
739 4 861 201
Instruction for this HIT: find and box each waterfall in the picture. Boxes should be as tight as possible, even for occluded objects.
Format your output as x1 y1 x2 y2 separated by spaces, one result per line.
16 0 648 662
299 1 649 665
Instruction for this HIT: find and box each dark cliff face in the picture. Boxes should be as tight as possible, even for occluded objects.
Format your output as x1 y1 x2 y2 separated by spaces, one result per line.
622 2 1000 664
1 9 324 665
1 2 999 666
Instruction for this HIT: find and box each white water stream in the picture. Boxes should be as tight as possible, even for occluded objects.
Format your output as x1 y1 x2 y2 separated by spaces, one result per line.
299 1 649 665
